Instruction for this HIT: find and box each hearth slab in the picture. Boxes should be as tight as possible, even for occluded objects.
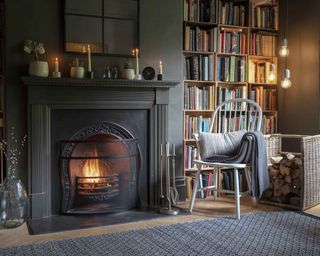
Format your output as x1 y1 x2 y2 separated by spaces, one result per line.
27 208 188 235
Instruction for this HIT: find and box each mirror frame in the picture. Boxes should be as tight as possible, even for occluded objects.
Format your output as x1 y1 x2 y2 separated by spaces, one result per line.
63 0 139 57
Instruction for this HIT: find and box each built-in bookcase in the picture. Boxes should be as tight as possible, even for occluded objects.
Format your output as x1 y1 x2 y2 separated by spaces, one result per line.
182 0 279 199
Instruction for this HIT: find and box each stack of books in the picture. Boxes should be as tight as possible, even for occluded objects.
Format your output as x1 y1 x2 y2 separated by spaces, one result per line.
217 56 246 82
184 55 214 81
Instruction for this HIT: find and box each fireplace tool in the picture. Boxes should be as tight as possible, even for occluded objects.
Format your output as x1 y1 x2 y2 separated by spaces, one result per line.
159 142 179 215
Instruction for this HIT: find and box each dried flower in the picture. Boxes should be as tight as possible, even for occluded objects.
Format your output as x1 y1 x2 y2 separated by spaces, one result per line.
0 127 27 176
23 39 46 61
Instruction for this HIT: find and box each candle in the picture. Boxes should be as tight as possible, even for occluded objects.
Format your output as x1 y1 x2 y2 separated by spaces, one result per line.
159 61 163 75
54 57 59 72
87 44 92 72
135 48 139 75
172 143 175 155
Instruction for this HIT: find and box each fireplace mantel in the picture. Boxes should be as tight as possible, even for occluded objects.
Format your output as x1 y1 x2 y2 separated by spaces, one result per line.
22 76 179 219
21 76 178 88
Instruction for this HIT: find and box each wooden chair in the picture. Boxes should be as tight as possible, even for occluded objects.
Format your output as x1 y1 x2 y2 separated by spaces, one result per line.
189 98 263 219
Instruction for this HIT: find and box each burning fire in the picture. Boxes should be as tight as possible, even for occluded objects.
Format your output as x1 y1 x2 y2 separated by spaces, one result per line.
82 147 103 183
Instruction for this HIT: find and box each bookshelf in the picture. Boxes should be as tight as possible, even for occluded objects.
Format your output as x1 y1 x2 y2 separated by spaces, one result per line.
182 0 279 199
0 0 4 183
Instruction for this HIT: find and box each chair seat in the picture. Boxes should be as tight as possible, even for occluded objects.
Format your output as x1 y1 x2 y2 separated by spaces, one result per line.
193 159 248 169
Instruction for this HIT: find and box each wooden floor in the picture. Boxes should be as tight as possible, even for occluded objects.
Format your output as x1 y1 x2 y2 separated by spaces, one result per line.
0 196 319 249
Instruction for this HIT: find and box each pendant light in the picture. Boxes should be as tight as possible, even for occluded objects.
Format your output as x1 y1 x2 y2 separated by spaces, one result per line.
279 0 289 57
281 69 291 89
267 0 276 83
281 0 291 89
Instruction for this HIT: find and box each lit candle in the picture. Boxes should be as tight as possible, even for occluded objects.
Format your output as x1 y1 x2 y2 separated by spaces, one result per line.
87 44 92 72
159 61 163 75
135 48 139 75
54 57 59 72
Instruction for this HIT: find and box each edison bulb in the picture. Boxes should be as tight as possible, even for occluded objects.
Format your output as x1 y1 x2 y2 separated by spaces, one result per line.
279 38 289 57
279 45 289 57
281 69 292 89
281 78 291 89
268 64 276 83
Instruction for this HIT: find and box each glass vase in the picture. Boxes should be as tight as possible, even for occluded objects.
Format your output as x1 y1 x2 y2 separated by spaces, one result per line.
0 172 29 229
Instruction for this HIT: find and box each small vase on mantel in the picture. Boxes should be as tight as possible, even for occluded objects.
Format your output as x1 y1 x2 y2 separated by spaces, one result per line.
29 61 49 77
0 168 29 229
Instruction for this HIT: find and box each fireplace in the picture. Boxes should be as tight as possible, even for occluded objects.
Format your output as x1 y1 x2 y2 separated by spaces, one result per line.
60 122 140 214
24 77 178 219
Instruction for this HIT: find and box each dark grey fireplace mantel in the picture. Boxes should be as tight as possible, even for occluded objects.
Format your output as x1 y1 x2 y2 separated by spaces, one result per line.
22 76 179 219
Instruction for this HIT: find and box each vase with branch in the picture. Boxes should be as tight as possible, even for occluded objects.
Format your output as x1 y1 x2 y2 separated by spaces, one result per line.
0 127 28 229
24 39 49 77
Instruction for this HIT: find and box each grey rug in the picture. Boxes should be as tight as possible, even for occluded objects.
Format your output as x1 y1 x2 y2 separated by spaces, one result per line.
1 211 320 256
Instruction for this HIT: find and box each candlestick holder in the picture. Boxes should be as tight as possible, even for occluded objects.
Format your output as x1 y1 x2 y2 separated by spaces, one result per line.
87 71 94 79
52 71 61 78
135 74 142 80
157 74 163 81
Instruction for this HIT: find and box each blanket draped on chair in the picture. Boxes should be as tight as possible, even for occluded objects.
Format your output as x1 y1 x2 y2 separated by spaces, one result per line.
199 131 269 197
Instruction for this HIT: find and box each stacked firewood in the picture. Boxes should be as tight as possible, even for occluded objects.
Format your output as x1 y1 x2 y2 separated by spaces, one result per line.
262 154 302 207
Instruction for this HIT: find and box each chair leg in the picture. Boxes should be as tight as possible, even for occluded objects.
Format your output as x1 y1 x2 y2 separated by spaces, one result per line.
188 165 201 213
213 168 218 200
234 168 240 220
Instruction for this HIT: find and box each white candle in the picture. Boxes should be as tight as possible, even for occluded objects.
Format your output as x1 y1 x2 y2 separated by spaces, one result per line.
172 143 175 155
159 61 163 75
135 48 139 75
87 44 92 72
54 58 59 72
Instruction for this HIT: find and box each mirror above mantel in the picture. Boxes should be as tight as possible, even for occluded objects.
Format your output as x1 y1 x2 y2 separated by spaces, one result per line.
64 0 139 57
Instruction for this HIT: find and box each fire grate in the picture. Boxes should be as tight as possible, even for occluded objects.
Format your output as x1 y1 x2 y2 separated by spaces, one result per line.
76 174 119 199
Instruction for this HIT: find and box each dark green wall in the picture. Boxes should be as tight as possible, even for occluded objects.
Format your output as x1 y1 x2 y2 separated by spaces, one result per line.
278 0 320 135
5 0 183 185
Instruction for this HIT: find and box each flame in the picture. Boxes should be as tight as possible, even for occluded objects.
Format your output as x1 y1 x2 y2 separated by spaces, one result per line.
82 147 102 183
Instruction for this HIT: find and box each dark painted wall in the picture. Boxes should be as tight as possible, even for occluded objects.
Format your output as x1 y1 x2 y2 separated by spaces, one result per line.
278 0 320 135
5 0 183 185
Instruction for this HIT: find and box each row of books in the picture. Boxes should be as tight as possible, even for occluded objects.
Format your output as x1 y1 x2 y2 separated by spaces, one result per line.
250 33 276 56
263 114 276 134
184 146 197 169
252 5 279 30
184 26 218 52
184 0 217 23
184 115 211 139
186 173 215 199
184 55 214 81
249 87 277 111
248 61 276 84
219 1 246 26
217 86 247 104
217 56 246 82
218 116 248 132
185 171 248 199
219 30 246 54
184 85 215 110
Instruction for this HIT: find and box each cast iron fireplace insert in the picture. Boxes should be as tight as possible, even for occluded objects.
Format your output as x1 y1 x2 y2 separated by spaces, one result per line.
59 123 141 214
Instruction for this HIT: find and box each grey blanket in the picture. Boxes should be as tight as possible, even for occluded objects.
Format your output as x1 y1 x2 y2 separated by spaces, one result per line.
200 131 269 197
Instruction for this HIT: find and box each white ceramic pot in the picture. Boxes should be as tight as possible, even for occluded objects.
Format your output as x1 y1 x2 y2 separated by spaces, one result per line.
29 61 49 77
70 67 85 79
121 68 135 80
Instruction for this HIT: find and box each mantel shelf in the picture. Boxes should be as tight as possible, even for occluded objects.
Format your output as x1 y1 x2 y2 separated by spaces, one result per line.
21 76 180 89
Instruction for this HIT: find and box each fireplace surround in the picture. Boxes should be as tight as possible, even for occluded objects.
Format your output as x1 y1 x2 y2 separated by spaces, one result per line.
23 77 179 219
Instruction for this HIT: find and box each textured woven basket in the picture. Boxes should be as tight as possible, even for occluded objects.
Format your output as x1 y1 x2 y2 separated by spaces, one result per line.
264 134 320 210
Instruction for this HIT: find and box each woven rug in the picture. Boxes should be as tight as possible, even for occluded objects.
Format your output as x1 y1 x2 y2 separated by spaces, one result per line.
1 211 319 256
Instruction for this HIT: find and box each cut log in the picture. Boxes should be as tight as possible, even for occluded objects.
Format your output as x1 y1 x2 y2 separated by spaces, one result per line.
284 175 292 184
279 164 290 176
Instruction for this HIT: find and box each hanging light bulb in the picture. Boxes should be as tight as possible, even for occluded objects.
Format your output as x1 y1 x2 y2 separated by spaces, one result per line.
279 38 289 57
268 63 276 83
281 69 292 89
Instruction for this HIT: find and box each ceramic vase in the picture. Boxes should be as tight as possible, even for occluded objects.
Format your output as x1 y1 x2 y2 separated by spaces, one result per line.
29 61 49 77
